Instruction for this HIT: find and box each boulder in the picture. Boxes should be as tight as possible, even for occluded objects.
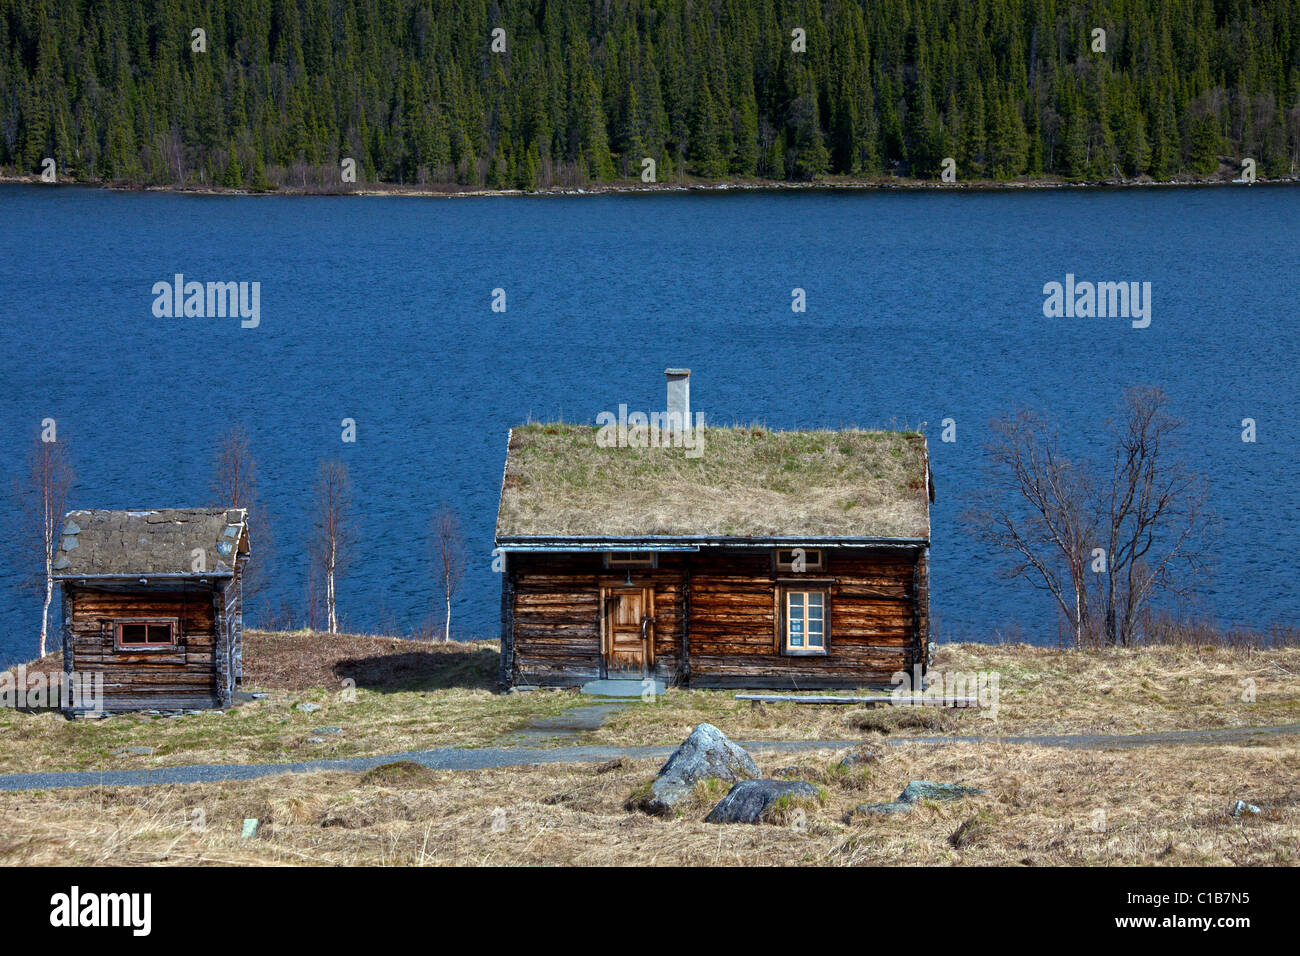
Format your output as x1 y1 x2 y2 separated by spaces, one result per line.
844 801 913 822
843 780 985 823
705 780 820 824
899 780 986 803
295 702 322 713
627 723 759 816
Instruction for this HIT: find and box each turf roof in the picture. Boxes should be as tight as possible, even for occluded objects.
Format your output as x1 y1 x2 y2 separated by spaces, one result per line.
496 423 930 541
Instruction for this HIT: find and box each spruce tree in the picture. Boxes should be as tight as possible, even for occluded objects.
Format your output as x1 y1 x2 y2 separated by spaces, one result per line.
223 140 243 188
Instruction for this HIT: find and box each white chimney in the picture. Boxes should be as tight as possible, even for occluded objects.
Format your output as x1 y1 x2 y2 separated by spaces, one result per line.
665 368 690 432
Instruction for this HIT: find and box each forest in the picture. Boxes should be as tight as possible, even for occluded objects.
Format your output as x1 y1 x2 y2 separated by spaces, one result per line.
2 0 1299 189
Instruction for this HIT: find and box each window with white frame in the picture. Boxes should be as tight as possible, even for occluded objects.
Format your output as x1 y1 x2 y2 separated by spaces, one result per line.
782 588 828 654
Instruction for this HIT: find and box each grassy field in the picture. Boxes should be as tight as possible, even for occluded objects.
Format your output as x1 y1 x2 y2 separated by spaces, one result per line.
593 642 1300 747
1 633 1297 773
1 631 1297 866
0 632 575 773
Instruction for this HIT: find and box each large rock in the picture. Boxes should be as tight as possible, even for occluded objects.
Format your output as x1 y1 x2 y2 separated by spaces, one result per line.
627 723 759 816
705 780 820 825
899 780 986 803
844 779 985 823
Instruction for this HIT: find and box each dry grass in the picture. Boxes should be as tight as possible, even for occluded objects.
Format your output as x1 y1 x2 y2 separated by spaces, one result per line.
1 738 1293 866
497 423 929 538
2 637 1298 776
240 629 500 691
0 632 579 773
2 634 1297 866
586 642 1300 746
938 642 1300 735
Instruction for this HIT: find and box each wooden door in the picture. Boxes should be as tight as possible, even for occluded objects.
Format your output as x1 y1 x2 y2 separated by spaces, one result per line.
604 587 652 678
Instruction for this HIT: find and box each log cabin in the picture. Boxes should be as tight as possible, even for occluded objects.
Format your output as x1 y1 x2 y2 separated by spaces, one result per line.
495 371 934 691
53 508 250 714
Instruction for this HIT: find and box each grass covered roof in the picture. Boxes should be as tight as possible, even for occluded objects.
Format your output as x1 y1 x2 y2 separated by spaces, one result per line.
496 423 930 541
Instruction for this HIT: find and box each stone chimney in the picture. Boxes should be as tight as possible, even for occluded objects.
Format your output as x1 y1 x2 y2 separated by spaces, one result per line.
665 368 690 432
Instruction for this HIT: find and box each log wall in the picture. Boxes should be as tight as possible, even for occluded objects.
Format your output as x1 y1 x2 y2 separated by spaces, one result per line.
62 583 222 710
507 552 685 686
504 547 927 689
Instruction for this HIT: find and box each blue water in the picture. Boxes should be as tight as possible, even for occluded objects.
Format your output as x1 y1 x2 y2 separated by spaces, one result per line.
1 184 1297 667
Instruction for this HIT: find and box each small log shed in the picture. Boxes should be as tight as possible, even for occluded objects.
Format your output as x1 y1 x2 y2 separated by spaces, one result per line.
53 508 250 714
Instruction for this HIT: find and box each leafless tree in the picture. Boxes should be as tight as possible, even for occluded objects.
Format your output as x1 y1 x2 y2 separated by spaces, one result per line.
968 389 1214 647
431 503 467 642
310 460 353 635
211 424 273 607
12 424 74 658
1095 388 1213 645
967 409 1098 647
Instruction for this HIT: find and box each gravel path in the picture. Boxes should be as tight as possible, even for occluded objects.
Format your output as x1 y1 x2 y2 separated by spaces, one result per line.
1 722 1297 792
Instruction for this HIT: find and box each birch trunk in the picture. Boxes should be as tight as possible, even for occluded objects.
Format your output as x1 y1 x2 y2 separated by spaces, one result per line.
327 537 337 634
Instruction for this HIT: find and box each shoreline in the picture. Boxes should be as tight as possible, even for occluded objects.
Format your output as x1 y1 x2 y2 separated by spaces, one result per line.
2 171 1295 198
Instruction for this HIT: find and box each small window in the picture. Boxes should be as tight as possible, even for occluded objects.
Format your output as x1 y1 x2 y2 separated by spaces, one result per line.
116 620 176 649
782 589 828 655
605 552 656 568
775 547 823 572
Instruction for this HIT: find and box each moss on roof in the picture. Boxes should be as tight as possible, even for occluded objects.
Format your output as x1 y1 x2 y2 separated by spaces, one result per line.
495 423 930 540
53 509 249 577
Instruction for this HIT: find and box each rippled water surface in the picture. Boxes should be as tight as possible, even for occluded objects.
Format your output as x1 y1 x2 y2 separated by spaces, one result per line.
1 184 1297 667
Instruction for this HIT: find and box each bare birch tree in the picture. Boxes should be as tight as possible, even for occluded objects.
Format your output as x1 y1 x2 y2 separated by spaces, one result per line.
310 459 353 635
431 503 467 642
13 422 74 658
967 410 1098 646
1095 388 1213 645
968 390 1214 646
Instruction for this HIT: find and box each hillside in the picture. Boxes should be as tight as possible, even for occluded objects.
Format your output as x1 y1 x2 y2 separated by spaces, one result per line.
3 0 1299 190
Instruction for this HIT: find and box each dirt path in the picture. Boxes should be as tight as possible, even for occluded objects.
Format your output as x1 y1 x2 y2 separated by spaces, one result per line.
1 722 1297 792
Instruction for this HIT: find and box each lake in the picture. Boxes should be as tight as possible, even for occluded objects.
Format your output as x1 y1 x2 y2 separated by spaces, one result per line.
1 183 1297 668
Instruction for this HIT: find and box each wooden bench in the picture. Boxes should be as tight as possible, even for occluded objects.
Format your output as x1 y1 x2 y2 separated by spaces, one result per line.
735 694 980 708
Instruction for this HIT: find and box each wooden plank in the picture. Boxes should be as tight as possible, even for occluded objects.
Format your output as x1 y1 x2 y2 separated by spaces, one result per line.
735 694 979 707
